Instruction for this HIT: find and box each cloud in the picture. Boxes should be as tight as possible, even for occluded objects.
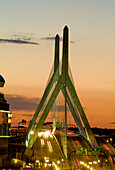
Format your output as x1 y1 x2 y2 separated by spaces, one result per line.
22 114 33 117
41 35 63 41
12 33 32 41
41 36 56 40
12 32 35 38
110 122 115 124
5 94 70 113
0 38 39 45
22 37 31 41
5 94 40 111
10 32 37 43
41 36 74 44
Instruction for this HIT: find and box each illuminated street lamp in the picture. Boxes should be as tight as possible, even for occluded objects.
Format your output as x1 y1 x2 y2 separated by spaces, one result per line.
106 139 109 143
110 138 112 144
57 160 60 164
14 159 17 163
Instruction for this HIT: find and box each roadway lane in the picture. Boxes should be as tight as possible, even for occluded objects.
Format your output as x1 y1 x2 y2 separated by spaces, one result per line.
33 131 63 161
23 131 70 169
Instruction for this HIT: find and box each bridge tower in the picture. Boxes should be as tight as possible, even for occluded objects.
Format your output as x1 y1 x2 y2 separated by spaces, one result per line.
25 26 98 159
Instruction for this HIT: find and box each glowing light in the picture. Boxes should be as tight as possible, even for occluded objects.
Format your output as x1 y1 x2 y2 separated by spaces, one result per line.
44 163 47 167
41 139 45 145
75 157 80 167
85 164 87 166
57 160 60 164
8 118 11 123
47 141 53 150
25 165 31 168
98 160 100 163
36 160 39 163
14 159 17 163
0 110 11 113
44 131 52 138
38 132 44 137
26 140 28 147
62 159 64 161
0 136 10 138
89 162 92 164
87 165 90 168
8 113 12 117
30 131 34 135
110 138 112 141
80 161 84 165
45 159 49 163
38 131 53 138
93 161 97 164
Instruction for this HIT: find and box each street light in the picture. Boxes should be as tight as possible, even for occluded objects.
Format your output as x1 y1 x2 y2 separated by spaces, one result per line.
14 159 17 163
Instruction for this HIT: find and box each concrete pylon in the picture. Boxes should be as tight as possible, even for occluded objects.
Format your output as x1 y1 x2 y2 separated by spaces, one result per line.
25 26 98 158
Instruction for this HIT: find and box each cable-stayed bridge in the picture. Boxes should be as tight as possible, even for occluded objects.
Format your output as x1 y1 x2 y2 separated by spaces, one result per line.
21 26 115 169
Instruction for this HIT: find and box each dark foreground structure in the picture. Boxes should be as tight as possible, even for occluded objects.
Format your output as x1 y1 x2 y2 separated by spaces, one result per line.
0 75 12 167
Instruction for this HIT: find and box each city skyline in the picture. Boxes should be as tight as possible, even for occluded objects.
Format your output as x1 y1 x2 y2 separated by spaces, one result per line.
0 0 115 128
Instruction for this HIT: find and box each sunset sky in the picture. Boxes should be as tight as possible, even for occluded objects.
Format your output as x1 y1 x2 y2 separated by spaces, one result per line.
0 0 115 128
